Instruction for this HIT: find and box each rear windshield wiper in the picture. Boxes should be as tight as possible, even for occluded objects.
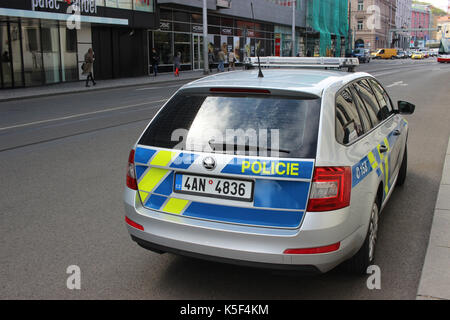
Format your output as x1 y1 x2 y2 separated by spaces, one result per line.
208 141 290 154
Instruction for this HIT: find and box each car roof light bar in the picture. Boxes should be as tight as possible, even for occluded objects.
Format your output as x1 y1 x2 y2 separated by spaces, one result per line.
244 57 359 72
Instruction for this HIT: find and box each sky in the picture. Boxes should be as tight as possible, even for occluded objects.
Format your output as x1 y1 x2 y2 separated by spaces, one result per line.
421 0 449 12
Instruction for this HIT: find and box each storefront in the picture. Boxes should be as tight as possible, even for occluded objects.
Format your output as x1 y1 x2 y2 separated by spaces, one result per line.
151 6 275 73
0 0 157 89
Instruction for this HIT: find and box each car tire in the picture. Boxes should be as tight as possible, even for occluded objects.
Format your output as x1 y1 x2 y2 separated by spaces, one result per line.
343 200 379 274
396 146 407 187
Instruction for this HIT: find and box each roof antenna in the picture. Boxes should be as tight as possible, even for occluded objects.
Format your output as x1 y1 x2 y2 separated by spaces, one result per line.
250 2 264 78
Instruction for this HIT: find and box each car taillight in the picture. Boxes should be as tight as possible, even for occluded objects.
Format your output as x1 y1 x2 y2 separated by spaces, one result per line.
307 166 351 212
126 149 137 190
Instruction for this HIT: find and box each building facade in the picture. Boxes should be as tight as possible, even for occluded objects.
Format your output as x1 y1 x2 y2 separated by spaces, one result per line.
394 0 412 49
0 0 157 89
437 15 450 41
349 0 397 50
410 3 431 48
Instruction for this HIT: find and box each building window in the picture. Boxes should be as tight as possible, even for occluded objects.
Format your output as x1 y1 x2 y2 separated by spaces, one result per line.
357 20 364 30
357 0 364 11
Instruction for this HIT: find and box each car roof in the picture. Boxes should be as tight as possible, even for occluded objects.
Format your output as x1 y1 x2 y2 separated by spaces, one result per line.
182 69 370 97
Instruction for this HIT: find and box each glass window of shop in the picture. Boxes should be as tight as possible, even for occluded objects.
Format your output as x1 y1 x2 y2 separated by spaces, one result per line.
100 0 154 11
152 8 275 73
0 19 78 89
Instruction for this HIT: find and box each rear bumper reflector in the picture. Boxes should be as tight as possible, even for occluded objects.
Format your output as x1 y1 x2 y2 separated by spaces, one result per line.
125 216 144 231
283 242 340 254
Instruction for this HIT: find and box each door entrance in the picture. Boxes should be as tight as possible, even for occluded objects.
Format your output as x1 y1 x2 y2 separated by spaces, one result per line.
192 34 204 70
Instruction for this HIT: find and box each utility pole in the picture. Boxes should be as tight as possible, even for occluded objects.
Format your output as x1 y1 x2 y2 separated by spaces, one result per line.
292 0 296 56
203 0 209 75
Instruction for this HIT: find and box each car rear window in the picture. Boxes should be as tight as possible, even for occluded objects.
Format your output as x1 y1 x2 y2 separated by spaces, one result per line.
138 93 321 159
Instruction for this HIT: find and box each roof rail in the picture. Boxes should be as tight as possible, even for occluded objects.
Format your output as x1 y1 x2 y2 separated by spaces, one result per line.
244 56 359 72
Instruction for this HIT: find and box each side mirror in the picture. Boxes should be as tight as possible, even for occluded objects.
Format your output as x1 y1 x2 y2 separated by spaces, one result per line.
397 101 415 115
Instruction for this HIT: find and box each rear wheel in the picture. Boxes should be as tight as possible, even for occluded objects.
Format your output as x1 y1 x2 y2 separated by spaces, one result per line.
343 200 379 274
396 146 407 186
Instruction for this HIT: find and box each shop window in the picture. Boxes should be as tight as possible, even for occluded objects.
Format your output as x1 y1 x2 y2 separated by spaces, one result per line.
134 0 154 12
154 31 173 65
60 26 78 82
22 21 44 86
0 22 13 88
174 11 190 23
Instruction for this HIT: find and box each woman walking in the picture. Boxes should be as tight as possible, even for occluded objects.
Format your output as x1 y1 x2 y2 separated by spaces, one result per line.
83 48 96 87
174 52 181 77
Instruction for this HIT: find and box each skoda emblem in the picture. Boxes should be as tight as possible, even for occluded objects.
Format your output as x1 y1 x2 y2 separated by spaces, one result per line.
203 157 216 170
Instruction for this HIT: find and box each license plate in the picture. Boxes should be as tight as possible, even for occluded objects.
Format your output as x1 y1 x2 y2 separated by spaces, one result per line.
174 173 253 201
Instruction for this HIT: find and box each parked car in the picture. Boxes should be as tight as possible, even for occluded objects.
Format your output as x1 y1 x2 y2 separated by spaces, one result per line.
124 57 415 274
395 51 407 59
353 48 371 63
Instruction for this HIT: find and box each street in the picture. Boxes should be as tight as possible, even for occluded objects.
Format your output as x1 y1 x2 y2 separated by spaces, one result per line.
0 59 449 299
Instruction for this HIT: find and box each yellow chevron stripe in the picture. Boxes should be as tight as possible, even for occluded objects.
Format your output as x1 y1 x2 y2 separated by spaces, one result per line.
139 190 149 203
368 152 378 170
384 137 390 151
384 156 389 194
138 167 168 192
150 150 177 167
161 198 189 215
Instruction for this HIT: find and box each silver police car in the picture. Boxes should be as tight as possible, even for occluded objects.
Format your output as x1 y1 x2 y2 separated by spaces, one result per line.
124 57 414 273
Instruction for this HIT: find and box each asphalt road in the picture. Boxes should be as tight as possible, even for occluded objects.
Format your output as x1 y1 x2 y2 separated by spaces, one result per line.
0 59 449 299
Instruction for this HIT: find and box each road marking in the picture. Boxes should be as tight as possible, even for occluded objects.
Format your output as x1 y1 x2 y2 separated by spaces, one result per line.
136 84 182 91
0 99 167 131
386 81 408 88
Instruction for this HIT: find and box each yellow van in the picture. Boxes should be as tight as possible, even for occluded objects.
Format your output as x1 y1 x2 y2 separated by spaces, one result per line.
373 48 397 59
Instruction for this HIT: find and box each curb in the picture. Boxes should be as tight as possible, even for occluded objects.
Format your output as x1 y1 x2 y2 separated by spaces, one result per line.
0 74 205 103
416 136 450 300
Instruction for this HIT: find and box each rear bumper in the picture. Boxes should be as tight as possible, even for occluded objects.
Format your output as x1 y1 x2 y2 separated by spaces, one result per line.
124 188 367 273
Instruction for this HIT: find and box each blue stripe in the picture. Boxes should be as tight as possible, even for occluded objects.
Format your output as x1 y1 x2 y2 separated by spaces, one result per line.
170 153 198 169
352 156 372 187
145 194 167 210
135 147 156 164
183 202 303 228
154 172 174 196
135 165 147 181
253 179 310 210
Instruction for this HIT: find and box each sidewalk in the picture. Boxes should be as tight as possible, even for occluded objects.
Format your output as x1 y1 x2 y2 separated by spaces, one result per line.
0 70 208 103
417 137 450 300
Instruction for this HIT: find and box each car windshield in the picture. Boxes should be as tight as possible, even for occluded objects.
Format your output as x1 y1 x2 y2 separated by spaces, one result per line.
139 93 322 158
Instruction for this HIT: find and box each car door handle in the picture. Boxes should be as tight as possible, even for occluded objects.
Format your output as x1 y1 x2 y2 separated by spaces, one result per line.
379 145 388 153
393 129 401 136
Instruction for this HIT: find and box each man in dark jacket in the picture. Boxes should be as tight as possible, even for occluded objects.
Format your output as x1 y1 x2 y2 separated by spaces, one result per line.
151 48 159 76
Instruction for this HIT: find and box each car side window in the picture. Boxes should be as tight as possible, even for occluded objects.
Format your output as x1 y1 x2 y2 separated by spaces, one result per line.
335 87 364 145
353 80 382 127
368 79 394 119
349 85 373 132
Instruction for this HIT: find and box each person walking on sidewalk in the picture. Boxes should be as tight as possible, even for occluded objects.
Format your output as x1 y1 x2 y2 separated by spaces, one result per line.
151 48 159 77
174 52 181 77
218 49 225 72
228 50 236 71
208 49 214 73
83 48 96 87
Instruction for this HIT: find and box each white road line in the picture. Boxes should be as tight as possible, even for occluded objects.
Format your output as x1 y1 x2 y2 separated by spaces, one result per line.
386 81 408 88
0 99 167 131
135 84 182 91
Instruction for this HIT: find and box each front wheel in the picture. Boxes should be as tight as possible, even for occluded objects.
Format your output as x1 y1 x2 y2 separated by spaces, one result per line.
343 200 379 274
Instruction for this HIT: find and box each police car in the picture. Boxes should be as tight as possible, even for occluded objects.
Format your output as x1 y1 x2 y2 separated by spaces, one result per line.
124 57 415 274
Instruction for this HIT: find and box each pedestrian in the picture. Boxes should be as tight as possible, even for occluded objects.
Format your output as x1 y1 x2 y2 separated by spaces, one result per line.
218 49 225 72
151 48 159 77
228 50 236 71
174 52 181 77
208 50 214 73
83 48 96 87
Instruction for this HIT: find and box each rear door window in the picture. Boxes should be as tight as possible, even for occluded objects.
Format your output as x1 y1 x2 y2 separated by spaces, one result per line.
139 94 322 159
368 79 394 119
354 79 382 127
335 87 364 144
349 85 372 132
